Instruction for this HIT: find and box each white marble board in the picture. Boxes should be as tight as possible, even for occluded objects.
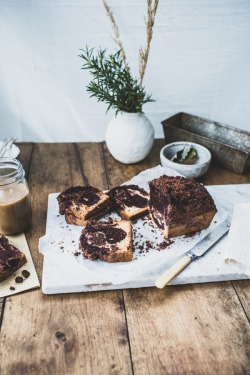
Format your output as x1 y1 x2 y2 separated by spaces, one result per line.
40 183 250 294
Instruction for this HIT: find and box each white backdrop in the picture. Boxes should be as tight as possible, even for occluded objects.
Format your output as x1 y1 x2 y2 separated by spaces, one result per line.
0 0 250 142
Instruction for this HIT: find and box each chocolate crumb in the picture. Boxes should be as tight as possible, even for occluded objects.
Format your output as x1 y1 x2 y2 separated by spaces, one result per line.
10 286 15 290
158 241 168 250
157 239 175 251
15 276 23 283
22 270 30 279
74 251 81 256
184 231 199 238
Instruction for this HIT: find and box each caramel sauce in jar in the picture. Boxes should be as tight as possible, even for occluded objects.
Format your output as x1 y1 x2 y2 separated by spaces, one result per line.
0 158 32 234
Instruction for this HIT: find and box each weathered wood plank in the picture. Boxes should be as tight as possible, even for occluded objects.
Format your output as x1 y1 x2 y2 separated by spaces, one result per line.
76 142 108 188
103 139 250 374
124 283 250 375
17 142 34 177
199 162 250 185
103 139 165 188
0 143 132 375
0 143 33 330
233 280 250 322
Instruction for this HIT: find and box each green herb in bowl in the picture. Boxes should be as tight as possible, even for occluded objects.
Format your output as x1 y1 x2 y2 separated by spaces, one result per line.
171 146 197 165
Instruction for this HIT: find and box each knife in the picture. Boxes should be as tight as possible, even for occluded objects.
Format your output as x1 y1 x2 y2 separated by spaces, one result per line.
155 221 229 289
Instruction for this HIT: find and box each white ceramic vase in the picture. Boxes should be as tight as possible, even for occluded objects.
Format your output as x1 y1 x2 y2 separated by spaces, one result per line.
105 112 155 164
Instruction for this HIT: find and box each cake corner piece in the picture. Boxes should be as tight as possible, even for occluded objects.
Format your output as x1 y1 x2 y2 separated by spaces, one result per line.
148 175 217 238
57 185 110 226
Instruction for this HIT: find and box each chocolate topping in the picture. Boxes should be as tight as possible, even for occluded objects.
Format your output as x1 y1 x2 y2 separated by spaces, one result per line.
57 186 101 214
79 221 127 260
108 185 148 211
149 176 217 225
149 176 211 204
0 235 21 273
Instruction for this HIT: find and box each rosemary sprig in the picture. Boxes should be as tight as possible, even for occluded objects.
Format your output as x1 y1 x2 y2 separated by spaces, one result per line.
79 46 154 115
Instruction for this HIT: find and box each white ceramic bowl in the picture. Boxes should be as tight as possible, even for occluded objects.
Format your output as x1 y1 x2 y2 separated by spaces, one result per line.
160 141 211 178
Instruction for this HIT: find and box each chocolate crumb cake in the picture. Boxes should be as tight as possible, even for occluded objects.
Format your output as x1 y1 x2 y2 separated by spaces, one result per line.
108 184 149 220
57 186 110 226
148 176 217 238
0 234 27 282
79 220 132 262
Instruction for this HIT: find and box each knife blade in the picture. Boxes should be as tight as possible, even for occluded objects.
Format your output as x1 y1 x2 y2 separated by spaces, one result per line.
155 220 229 289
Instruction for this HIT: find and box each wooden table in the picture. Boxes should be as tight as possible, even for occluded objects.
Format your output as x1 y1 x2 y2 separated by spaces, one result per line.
0 140 250 375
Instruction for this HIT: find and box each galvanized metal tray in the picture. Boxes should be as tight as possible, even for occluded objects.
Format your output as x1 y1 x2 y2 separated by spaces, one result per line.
162 112 250 174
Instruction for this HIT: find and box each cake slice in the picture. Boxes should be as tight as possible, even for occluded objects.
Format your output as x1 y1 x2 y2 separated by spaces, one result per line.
57 185 110 226
79 220 132 262
108 184 149 220
148 176 217 238
0 234 27 282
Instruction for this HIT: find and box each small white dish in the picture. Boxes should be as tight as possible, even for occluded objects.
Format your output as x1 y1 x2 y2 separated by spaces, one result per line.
160 141 211 178
0 141 20 159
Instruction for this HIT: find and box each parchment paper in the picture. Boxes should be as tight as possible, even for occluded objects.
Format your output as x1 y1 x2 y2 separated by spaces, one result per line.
0 233 40 298
39 166 228 288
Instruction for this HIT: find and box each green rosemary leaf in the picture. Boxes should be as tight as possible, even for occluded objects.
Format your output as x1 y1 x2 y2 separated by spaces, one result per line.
171 146 197 164
79 46 154 114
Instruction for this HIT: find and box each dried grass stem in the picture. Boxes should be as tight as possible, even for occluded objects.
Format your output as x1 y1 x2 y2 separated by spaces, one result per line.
102 0 129 72
139 0 159 85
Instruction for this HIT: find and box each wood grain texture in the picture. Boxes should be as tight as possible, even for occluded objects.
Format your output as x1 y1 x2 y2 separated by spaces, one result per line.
103 139 250 375
0 143 132 375
199 163 250 186
233 280 250 322
103 139 165 188
17 142 34 177
124 284 250 375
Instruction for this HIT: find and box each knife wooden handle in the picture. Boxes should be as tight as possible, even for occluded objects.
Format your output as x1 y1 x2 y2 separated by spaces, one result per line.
155 255 192 289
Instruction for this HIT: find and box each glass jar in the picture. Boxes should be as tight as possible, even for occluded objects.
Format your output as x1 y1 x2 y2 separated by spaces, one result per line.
0 158 32 234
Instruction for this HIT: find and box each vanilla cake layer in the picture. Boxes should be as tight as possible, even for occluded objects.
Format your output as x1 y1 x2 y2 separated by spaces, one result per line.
79 220 132 263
